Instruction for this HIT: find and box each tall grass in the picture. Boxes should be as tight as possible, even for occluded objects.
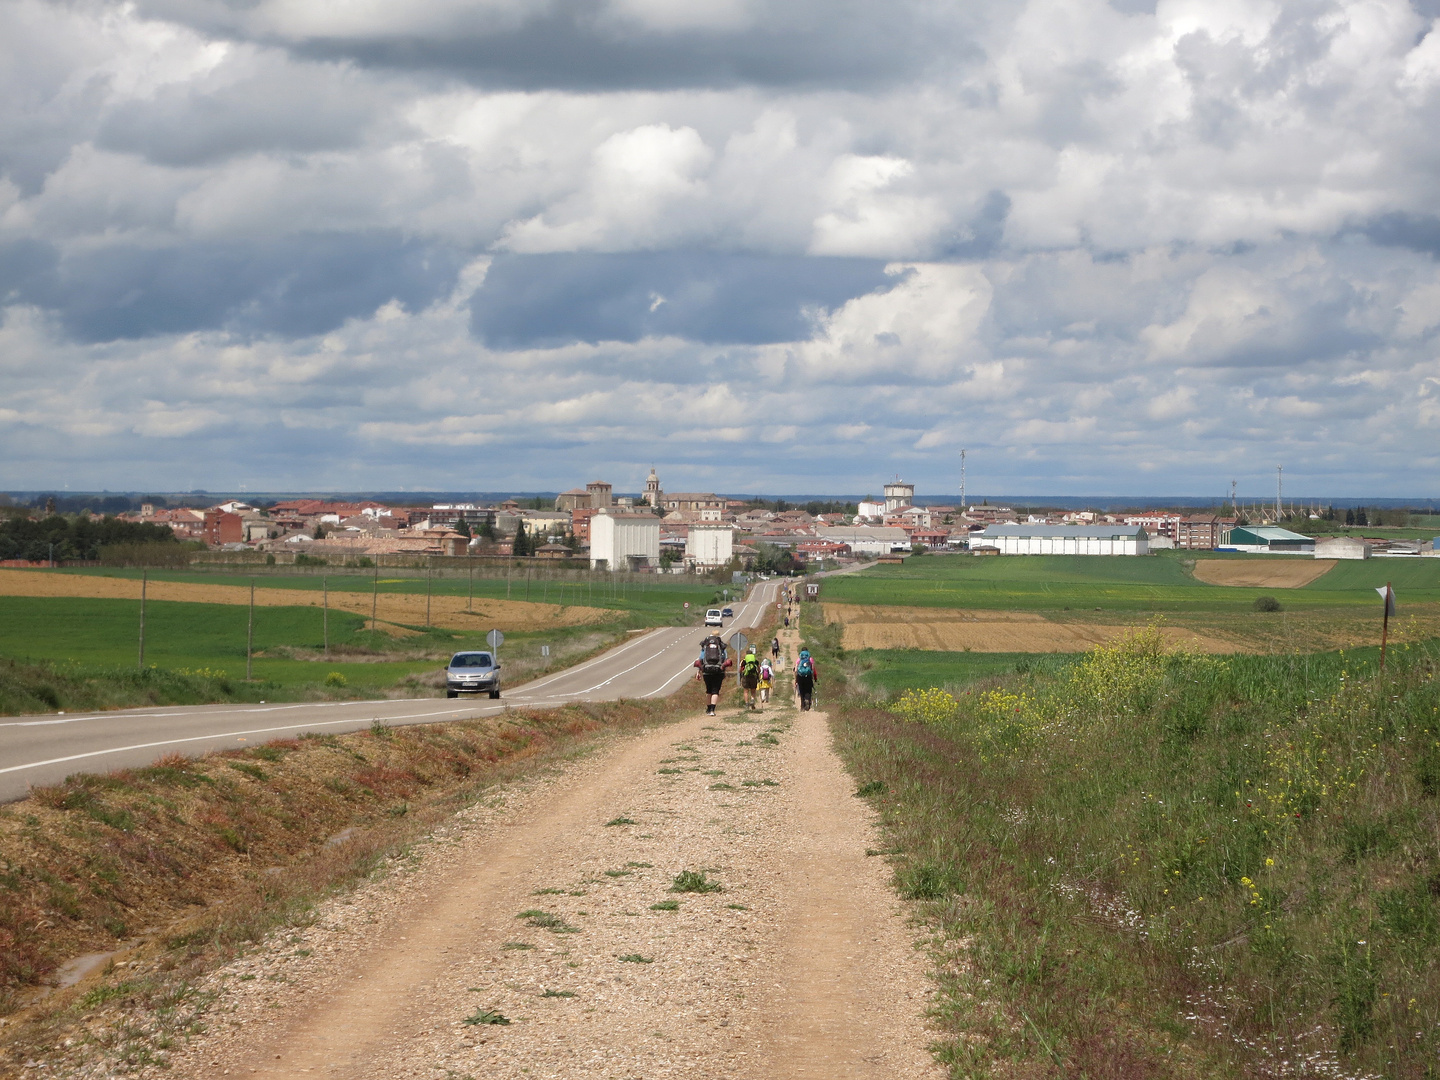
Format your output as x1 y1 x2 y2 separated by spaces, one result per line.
832 627 1440 1078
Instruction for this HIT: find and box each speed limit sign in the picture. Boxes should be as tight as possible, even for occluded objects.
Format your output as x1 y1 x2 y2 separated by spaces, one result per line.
684 602 690 609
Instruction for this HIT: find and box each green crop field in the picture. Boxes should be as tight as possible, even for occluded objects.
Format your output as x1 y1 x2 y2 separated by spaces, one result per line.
48 565 730 626
0 595 434 692
847 648 1079 696
820 551 1440 613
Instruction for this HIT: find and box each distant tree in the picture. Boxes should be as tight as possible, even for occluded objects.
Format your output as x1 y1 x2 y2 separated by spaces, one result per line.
1355 508 1368 527
454 517 471 539
512 521 532 556
477 519 496 541
313 524 327 540
1345 508 1356 526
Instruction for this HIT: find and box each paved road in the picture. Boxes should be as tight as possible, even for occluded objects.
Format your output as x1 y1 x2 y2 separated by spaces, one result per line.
0 580 781 803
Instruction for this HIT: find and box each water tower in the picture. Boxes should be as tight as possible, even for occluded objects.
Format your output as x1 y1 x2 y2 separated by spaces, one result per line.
883 479 915 513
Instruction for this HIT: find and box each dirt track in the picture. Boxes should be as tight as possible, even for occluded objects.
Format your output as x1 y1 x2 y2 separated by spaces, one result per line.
823 603 1235 653
140 630 937 1079
0 569 611 632
1191 559 1335 588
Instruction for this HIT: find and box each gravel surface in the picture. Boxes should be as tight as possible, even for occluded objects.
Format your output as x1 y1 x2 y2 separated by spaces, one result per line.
149 675 939 1079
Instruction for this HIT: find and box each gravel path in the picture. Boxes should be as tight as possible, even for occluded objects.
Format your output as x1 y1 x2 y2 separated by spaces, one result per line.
158 664 938 1079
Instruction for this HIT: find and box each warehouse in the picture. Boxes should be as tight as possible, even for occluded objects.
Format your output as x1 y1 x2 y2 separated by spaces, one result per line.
816 527 911 557
1222 526 1315 554
972 524 1150 556
589 509 660 570
685 523 734 569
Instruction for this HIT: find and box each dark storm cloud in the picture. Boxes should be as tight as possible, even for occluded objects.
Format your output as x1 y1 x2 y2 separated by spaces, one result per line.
136 0 982 91
17 233 466 341
469 253 896 348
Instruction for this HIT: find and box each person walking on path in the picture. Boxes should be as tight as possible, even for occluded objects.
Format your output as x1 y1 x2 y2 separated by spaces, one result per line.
771 636 780 662
739 645 762 709
758 657 773 708
793 646 817 711
694 633 732 716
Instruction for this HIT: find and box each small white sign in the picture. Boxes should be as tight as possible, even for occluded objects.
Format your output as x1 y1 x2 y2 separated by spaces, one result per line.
486 629 505 648
541 644 550 657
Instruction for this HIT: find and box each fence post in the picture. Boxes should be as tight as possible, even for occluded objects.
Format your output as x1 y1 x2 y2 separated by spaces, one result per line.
137 569 147 670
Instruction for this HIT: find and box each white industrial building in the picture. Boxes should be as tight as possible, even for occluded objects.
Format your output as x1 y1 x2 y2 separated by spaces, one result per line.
819 527 912 557
973 524 1150 556
1314 537 1371 560
685 524 734 569
589 509 660 570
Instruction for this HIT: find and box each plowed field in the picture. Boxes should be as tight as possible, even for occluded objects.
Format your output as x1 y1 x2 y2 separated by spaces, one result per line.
0 570 613 633
1191 559 1335 588
823 604 1235 653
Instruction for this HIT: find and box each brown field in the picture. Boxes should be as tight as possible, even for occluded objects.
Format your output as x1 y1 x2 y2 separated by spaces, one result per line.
0 569 615 633
1191 558 1335 588
822 604 1237 653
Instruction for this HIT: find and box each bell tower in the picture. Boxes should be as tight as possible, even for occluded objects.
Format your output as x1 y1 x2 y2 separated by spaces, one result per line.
644 467 662 508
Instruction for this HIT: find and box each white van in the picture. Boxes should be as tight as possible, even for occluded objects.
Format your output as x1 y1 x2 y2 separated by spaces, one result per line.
704 608 724 626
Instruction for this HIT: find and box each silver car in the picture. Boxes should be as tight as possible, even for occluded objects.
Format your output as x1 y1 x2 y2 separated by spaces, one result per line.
446 651 501 699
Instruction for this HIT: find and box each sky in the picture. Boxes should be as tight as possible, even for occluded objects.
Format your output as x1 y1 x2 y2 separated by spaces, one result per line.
1 0 1439 500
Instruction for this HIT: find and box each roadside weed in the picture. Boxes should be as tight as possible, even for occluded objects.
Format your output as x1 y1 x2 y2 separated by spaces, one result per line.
463 1008 511 1026
670 870 722 894
649 900 680 911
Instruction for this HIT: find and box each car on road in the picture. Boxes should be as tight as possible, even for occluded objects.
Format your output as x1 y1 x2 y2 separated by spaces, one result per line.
446 651 501 698
721 606 734 617
704 608 724 626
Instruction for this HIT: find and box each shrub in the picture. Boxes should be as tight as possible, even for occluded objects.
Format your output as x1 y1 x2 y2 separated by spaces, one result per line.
324 672 348 688
1254 595 1283 612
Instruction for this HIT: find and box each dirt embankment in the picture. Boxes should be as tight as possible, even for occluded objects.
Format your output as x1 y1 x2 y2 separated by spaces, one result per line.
823 603 1235 653
1191 559 1336 588
0 569 613 633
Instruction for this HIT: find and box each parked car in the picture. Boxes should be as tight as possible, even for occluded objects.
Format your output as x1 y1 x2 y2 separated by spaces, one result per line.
446 651 501 698
721 606 734 617
704 608 724 626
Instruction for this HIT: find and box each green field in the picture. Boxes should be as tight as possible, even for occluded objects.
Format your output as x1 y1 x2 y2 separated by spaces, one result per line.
821 551 1440 612
48 565 732 626
846 649 1079 695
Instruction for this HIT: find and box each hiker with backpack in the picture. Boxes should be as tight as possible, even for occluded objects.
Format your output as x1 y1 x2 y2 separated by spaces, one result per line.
770 636 780 662
793 647 817 711
739 646 762 710
694 633 732 716
758 657 773 707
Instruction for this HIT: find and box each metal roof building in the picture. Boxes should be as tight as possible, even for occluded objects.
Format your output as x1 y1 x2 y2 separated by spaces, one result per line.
973 524 1150 556
1223 526 1315 553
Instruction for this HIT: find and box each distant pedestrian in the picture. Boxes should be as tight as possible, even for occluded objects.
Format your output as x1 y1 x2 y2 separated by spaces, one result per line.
783 614 789 629
770 636 780 661
794 647 817 711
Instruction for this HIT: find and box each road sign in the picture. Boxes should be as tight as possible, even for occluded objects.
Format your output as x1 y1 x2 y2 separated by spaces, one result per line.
541 644 550 657
728 631 749 657
684 602 690 609
486 629 505 649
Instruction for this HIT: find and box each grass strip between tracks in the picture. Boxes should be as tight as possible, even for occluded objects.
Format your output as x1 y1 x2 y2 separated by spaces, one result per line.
0 681 706 1071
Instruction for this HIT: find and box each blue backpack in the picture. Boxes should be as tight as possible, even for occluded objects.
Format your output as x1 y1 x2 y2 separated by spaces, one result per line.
796 651 813 677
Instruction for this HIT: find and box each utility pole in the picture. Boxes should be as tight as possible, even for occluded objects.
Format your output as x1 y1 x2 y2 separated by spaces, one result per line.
1229 480 1237 518
1276 465 1283 523
246 578 255 681
425 559 432 627
137 569 147 670
322 575 329 658
371 559 379 633
959 448 967 510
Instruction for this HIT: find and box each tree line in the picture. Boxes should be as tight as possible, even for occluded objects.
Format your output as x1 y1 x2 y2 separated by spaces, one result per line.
0 514 180 562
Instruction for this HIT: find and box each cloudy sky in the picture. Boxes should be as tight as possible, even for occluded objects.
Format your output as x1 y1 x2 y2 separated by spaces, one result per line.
2 0 1439 498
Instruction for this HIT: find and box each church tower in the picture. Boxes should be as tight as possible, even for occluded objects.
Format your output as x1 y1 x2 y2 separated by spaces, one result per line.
643 467 662 508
